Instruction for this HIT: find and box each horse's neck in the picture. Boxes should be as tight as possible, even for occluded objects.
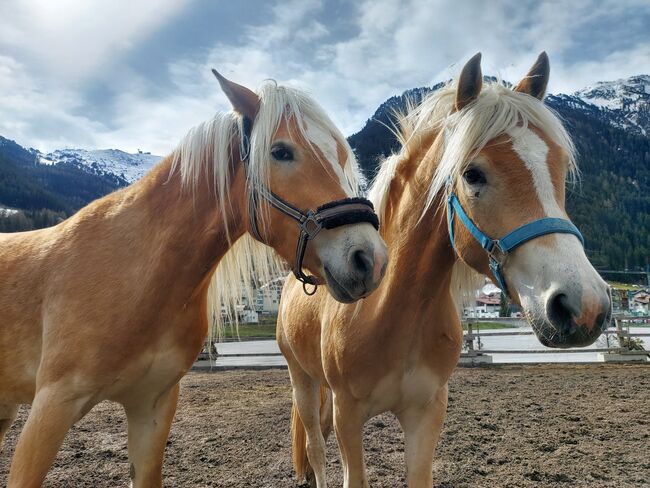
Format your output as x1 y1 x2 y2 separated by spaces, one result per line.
113 155 247 298
371 139 457 329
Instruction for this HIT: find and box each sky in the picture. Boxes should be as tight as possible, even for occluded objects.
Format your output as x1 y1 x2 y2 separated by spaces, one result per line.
0 0 649 155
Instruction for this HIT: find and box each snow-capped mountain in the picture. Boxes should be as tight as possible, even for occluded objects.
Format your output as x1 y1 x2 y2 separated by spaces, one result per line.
348 73 650 271
16 74 650 186
572 75 650 136
350 74 650 177
38 148 162 184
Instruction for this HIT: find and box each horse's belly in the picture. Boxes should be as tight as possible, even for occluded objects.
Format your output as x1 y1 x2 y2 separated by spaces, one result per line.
0 315 40 404
0 347 38 404
106 327 203 404
0 232 47 404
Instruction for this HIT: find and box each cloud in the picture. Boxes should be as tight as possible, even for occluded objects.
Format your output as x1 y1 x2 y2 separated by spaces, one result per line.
158 0 650 142
0 55 105 149
0 0 648 155
0 0 190 81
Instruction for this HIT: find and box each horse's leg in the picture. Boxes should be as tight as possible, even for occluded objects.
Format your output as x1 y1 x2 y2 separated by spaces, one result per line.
0 404 18 453
395 384 448 488
123 382 179 488
289 366 328 488
306 386 333 487
332 394 369 488
320 386 333 441
7 384 95 487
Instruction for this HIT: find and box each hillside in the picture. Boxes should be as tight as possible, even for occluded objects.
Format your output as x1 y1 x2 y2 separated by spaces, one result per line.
348 76 650 270
0 136 127 231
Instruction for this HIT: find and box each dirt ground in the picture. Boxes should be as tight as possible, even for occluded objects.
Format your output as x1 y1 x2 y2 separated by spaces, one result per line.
1 364 649 487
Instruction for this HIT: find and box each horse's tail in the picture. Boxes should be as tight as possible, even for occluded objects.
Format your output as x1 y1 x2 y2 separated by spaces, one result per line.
291 385 330 480
291 398 309 480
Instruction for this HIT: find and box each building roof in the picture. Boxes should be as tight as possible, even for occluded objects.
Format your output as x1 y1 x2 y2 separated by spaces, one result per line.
477 294 500 305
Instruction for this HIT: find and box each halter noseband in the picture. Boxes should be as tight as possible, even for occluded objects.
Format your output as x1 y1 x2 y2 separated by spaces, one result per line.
240 116 379 295
446 186 584 297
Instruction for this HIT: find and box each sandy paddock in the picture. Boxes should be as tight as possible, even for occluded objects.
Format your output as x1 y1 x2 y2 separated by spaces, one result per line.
1 364 648 487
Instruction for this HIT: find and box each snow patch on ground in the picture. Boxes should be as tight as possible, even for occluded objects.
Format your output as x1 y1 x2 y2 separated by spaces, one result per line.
0 207 19 217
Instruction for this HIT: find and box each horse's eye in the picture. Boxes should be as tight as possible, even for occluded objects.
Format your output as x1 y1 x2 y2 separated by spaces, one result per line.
271 144 294 161
463 167 486 185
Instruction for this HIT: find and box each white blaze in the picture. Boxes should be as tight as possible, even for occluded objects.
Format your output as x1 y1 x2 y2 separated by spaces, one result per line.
304 119 354 196
508 128 564 218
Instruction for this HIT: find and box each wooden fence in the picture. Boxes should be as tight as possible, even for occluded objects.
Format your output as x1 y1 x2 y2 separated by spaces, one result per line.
462 315 650 361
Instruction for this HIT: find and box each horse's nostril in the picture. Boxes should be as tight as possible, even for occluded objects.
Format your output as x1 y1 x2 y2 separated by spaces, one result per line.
594 311 610 333
547 293 576 335
351 249 373 279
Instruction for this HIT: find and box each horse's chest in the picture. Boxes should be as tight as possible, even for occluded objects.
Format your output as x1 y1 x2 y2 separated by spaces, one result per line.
364 365 441 416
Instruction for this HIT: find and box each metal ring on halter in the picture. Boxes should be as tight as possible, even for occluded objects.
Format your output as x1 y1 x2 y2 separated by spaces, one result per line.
239 116 380 295
302 281 318 295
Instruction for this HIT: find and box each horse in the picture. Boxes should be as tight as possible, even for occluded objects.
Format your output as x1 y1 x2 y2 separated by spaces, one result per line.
278 52 611 488
0 71 388 487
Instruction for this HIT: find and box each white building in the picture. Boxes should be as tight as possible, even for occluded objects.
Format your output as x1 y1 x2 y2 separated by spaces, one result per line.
630 290 649 315
254 277 286 314
241 309 259 324
463 292 501 319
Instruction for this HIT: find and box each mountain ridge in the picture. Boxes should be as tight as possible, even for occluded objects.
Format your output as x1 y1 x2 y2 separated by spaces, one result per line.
1 75 648 269
37 148 162 185
347 74 649 271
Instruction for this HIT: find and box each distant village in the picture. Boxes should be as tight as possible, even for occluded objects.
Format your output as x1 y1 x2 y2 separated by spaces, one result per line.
230 278 650 324
225 277 285 324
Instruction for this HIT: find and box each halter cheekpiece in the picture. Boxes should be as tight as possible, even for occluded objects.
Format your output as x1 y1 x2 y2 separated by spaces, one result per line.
446 186 584 297
240 116 379 295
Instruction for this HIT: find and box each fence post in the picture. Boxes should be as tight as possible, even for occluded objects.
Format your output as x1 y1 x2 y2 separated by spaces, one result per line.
597 316 648 362
615 317 626 353
465 319 475 354
459 319 493 364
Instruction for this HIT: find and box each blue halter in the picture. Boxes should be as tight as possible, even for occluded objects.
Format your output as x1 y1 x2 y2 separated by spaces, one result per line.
446 190 584 297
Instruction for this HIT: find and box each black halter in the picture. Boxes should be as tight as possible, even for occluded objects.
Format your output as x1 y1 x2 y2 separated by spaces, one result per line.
240 116 379 295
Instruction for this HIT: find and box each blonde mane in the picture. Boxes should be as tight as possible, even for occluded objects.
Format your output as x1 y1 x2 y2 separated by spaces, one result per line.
171 81 362 341
369 78 579 310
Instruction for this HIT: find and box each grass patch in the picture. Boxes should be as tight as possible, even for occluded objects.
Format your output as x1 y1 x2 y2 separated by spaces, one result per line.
608 281 646 291
220 322 277 339
462 321 512 330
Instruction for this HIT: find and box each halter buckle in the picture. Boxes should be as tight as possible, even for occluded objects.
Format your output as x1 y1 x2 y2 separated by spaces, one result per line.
300 212 323 240
487 243 507 267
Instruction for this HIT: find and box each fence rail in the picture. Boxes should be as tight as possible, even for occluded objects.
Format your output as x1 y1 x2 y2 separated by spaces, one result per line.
461 315 650 359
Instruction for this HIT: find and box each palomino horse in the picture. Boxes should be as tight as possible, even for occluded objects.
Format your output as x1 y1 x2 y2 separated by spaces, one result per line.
0 72 388 487
278 52 611 488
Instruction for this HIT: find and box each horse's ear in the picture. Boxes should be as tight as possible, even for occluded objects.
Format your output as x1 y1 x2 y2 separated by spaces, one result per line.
212 69 260 120
455 52 483 111
514 52 550 100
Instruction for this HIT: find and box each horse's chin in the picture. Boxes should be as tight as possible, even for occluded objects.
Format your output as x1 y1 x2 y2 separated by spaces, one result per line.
528 316 602 349
323 267 358 303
